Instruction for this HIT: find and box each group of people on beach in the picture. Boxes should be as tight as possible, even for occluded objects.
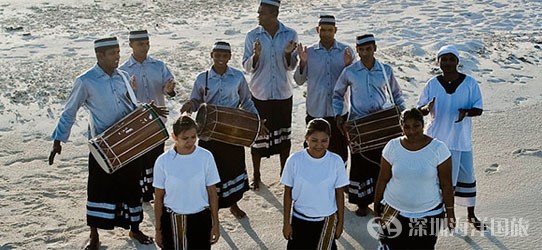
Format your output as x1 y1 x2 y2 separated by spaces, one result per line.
48 0 485 249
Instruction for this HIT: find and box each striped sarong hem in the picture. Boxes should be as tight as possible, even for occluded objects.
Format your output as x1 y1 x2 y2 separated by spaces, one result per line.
317 214 337 250
170 211 188 250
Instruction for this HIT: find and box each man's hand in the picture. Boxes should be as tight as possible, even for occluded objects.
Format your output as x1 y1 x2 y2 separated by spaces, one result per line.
180 100 194 114
455 109 468 123
149 101 169 118
130 76 137 90
48 140 62 165
344 48 354 66
297 43 308 64
420 97 435 115
336 115 346 137
284 40 297 54
258 119 269 137
165 78 176 97
253 39 261 58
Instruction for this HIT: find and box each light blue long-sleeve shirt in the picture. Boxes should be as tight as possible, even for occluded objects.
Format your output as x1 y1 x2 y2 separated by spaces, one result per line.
242 22 298 100
188 66 258 114
119 55 174 107
52 64 136 142
293 40 354 117
333 60 406 121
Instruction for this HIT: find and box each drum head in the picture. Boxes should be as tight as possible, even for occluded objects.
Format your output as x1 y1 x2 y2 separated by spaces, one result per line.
88 141 113 174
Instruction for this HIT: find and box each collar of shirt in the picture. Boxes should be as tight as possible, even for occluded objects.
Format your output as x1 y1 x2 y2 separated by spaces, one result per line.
314 40 340 51
208 66 234 79
91 64 124 80
354 58 384 72
125 55 157 67
256 21 289 36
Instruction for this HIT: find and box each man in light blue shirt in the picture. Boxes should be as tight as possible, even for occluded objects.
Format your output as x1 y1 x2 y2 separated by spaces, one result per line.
48 37 160 249
181 41 263 219
119 30 176 202
242 0 298 190
294 15 354 163
332 34 406 216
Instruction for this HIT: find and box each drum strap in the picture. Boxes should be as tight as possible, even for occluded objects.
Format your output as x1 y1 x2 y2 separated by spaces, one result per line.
376 60 395 109
119 71 140 107
357 60 396 166
204 70 209 102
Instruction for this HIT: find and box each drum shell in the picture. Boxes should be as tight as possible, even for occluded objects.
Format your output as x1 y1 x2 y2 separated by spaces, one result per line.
346 106 402 154
196 104 260 147
88 103 168 174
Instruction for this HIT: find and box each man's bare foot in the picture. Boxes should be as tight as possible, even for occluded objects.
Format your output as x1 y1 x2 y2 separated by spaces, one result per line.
129 230 154 245
468 216 487 231
230 203 247 219
250 177 261 191
355 206 369 217
84 237 100 250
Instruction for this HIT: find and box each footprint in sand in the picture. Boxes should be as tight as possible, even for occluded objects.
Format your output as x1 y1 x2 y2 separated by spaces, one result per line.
512 148 542 158
484 163 499 174
513 96 528 105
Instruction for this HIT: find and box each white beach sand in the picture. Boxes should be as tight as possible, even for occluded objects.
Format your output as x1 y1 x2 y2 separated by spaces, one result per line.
0 0 541 249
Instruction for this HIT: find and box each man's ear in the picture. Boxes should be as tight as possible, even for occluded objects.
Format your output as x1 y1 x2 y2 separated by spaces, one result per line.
316 26 320 34
210 52 214 58
374 45 377 52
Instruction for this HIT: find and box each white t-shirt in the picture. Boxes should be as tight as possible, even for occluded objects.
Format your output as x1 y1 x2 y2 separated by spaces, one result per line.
280 149 349 218
382 138 451 213
153 146 220 214
417 75 483 151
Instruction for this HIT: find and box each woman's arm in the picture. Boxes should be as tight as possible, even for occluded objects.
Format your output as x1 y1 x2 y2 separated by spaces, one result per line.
206 185 220 244
334 187 345 239
438 157 455 230
154 188 166 248
374 157 393 217
283 186 293 240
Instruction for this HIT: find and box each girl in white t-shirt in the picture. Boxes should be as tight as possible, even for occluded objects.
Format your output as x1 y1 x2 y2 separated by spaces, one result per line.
281 118 349 250
153 116 221 249
374 108 455 249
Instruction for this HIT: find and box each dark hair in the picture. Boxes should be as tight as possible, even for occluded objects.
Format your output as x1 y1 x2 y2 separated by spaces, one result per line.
305 118 331 137
94 45 119 54
260 4 279 16
173 115 198 136
400 108 424 126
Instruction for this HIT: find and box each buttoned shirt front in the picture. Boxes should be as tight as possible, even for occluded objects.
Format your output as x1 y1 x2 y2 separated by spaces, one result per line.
333 60 406 120
294 41 353 117
188 66 258 114
119 55 174 107
243 21 298 100
52 64 136 142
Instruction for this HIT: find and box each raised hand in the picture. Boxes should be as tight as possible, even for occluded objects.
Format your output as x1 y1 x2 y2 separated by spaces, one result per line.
284 40 297 54
130 75 137 90
253 39 261 58
165 78 176 96
297 43 308 64
344 48 354 66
